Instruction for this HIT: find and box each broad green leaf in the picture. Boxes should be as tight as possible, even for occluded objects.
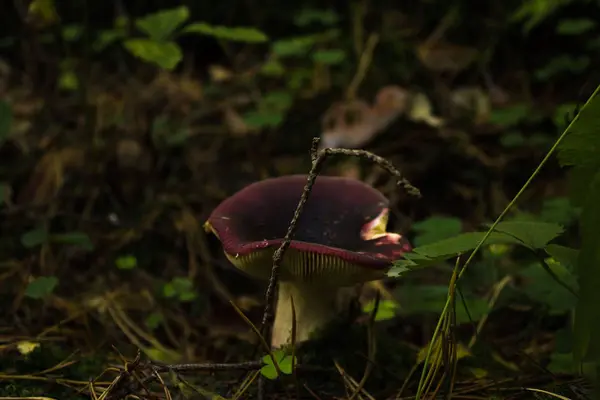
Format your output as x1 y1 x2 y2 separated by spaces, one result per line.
135 6 189 40
51 232 94 251
21 228 49 248
182 23 268 43
123 39 182 70
94 30 126 52
272 36 317 57
545 244 579 272
163 277 196 302
519 261 578 313
539 197 579 225
491 220 564 250
116 255 138 270
145 312 164 330
396 285 489 323
0 100 13 144
362 299 399 321
413 216 462 246
260 58 285 76
27 0 59 26
500 131 526 148
411 231 522 258
556 18 596 35
243 110 284 129
25 276 58 299
62 25 83 41
261 349 296 379
312 49 345 65
488 104 531 127
260 91 293 111
534 55 590 81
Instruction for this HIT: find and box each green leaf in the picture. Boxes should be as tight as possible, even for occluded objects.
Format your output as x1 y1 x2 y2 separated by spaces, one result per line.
519 261 578 313
396 285 489 323
556 18 596 35
162 277 196 302
51 232 94 251
490 220 564 250
539 197 579 225
362 299 399 321
272 36 317 57
260 58 285 76
62 25 83 41
182 23 268 43
500 131 526 148
94 30 126 52
123 39 182 70
0 100 13 144
260 91 293 111
25 276 59 299
243 110 284 129
312 49 345 65
534 55 590 81
21 228 49 248
545 244 579 272
411 231 522 259
261 349 296 379
145 312 164 330
135 6 189 40
489 104 531 127
58 70 79 91
413 216 462 246
116 255 138 270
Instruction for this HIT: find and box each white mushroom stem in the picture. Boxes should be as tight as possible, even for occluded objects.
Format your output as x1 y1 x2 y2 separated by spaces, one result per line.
271 281 348 348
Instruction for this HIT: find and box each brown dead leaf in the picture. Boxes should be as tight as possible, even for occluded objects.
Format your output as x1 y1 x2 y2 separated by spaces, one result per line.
416 42 477 74
209 65 234 82
17 147 85 205
222 106 255 137
450 86 491 125
320 85 411 149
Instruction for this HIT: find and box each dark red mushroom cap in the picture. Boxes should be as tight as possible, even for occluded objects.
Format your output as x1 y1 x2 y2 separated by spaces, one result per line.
205 175 411 286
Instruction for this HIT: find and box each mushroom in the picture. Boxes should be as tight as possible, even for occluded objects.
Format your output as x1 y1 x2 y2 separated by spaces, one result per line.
320 85 411 150
204 175 411 348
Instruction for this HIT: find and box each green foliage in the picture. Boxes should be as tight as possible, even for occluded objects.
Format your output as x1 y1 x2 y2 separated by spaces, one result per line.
412 216 462 246
182 23 268 43
389 221 563 276
396 285 490 324
50 232 94 251
25 276 59 299
162 277 196 302
116 254 138 270
20 228 49 248
556 85 600 363
261 349 296 379
124 39 183 70
556 18 596 35
519 259 578 313
535 55 590 81
119 6 268 70
362 299 399 321
488 104 531 127
135 6 189 41
512 0 574 33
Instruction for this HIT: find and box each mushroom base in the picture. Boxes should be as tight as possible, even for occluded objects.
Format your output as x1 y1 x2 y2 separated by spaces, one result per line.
272 281 352 348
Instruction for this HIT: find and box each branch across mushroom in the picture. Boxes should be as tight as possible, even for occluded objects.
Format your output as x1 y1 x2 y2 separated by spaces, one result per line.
205 175 411 348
